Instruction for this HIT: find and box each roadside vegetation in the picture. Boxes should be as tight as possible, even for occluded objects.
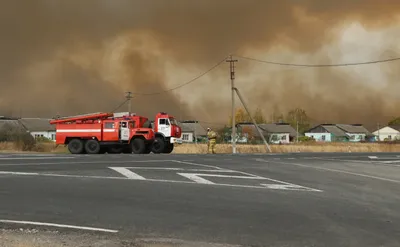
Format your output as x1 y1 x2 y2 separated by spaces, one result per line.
2 139 400 154
2 109 400 154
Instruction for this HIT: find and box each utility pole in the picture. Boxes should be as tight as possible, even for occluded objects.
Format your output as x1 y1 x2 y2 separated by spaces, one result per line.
377 122 380 142
125 91 133 113
226 55 238 154
296 108 300 143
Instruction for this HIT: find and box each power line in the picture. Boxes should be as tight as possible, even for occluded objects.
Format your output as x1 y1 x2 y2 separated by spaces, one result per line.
235 54 400 67
131 56 229 96
111 99 129 112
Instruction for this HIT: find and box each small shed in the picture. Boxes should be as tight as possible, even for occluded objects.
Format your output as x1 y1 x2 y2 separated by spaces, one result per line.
179 120 207 143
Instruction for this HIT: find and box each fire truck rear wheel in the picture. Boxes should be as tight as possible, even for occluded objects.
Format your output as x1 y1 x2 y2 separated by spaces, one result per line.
131 138 146 154
152 137 165 154
68 139 84 154
84 139 101 154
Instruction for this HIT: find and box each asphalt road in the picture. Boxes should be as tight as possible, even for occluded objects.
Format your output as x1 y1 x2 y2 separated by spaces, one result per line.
1 152 400 246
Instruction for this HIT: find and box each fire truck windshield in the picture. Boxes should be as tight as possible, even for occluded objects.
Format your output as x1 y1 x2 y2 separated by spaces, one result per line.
169 118 178 126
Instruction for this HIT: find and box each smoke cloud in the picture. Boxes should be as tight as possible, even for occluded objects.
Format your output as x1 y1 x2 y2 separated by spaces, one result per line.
1 0 400 128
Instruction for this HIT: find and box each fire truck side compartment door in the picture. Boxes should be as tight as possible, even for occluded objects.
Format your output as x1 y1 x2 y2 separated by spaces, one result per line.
119 121 130 141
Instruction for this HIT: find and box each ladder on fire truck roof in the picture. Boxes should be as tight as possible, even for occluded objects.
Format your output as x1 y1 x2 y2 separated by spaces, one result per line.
49 112 113 124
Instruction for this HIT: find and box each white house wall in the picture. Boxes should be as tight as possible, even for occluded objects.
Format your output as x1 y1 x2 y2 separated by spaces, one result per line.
269 133 290 144
30 131 56 141
181 132 194 143
305 133 332 142
347 133 366 142
372 126 400 141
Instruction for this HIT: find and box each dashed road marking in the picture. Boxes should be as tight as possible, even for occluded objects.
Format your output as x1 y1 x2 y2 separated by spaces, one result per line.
256 158 400 184
107 164 322 192
108 167 146 180
0 219 118 233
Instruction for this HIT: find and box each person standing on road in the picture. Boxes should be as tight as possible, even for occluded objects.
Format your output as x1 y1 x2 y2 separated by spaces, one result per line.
207 127 217 154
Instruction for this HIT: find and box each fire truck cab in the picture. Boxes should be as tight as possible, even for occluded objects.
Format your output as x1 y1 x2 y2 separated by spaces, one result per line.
49 112 155 154
151 112 182 154
115 112 182 154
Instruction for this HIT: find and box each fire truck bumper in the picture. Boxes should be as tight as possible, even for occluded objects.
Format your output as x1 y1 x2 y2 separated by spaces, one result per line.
170 137 183 144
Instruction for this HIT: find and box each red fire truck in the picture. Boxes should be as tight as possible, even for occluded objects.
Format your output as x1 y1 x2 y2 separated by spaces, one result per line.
115 112 182 154
49 112 155 154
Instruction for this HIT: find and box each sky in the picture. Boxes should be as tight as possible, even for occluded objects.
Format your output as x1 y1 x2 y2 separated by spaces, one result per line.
1 0 400 127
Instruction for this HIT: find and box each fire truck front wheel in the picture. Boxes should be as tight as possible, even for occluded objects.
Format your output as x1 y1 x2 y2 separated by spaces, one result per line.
152 137 165 154
84 139 101 154
67 139 84 154
131 138 146 154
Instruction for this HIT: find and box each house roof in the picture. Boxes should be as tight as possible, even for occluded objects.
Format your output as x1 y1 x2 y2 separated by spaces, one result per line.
179 121 207 136
387 125 400 131
259 123 298 137
306 124 371 136
237 123 298 137
321 125 347 137
336 124 371 134
18 118 55 132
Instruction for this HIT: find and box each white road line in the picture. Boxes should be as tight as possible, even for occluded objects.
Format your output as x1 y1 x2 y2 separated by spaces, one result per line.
108 167 146 180
0 159 178 167
172 160 223 170
177 173 215 184
0 219 118 233
256 158 400 184
305 157 374 164
381 160 400 164
368 156 378 159
124 167 235 172
0 170 321 192
0 157 75 160
260 184 318 191
0 171 39 175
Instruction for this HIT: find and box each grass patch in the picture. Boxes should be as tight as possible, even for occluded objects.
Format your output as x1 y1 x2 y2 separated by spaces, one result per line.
173 142 400 153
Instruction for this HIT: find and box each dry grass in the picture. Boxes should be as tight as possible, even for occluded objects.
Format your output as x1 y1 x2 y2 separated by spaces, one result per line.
2 141 400 154
173 142 400 153
0 142 67 154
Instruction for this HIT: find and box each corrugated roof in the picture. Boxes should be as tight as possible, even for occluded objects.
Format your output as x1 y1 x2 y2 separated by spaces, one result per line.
259 123 298 136
237 123 298 137
387 125 400 132
18 118 55 132
322 125 347 137
179 121 207 136
237 124 265 137
336 124 371 134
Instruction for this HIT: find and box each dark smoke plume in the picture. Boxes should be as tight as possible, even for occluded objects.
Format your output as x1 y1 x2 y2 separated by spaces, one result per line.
1 0 400 127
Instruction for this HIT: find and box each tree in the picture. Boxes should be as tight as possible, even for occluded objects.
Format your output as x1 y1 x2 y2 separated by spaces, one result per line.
388 117 400 126
227 108 251 127
285 108 311 135
253 107 267 124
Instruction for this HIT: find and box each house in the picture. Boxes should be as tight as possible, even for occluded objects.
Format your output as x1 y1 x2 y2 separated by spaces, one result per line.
236 122 298 144
372 125 400 141
179 120 207 143
305 124 372 142
18 118 56 141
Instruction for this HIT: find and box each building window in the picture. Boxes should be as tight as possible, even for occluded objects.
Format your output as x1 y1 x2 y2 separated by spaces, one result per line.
51 134 55 140
182 134 189 141
322 135 326 141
